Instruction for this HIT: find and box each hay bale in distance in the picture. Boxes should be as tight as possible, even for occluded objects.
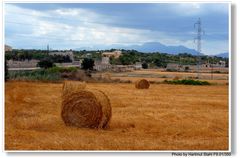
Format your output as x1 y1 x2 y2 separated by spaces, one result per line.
61 82 111 129
102 72 111 80
173 76 180 81
135 79 150 89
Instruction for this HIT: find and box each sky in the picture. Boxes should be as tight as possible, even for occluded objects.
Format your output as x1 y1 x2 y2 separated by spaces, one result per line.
5 3 229 55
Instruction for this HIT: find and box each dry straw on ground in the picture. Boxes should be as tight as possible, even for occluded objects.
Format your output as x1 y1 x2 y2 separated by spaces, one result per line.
135 79 150 89
61 81 111 129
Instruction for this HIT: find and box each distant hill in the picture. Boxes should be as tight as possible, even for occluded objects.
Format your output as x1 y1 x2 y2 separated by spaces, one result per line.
75 42 203 56
125 42 203 55
215 52 229 58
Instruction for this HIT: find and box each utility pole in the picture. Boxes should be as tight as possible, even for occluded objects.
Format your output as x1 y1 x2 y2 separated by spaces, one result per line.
194 18 204 79
211 64 213 80
47 44 49 55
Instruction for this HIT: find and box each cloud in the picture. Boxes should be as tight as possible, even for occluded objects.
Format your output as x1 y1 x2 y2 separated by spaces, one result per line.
5 3 229 55
169 3 228 16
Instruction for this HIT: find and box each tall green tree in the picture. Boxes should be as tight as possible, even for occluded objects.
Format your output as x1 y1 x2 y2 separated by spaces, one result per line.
142 62 148 69
37 58 55 69
5 60 9 81
81 58 94 70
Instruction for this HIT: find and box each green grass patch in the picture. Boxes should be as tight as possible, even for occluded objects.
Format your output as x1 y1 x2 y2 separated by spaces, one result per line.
163 79 211 85
8 66 79 82
47 66 78 73
9 69 61 82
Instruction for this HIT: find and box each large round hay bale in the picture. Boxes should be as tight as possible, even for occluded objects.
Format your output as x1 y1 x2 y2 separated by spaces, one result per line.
61 83 111 129
62 81 86 97
135 79 150 89
89 89 112 128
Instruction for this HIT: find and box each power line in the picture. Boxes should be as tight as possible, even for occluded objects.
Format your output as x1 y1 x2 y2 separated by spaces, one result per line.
194 18 204 78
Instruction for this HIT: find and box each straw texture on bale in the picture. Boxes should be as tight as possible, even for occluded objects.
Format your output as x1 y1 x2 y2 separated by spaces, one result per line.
61 82 111 129
62 81 86 97
135 79 150 89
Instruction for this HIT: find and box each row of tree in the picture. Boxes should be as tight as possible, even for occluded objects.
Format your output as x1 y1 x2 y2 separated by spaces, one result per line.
109 51 228 68
6 49 229 68
73 49 228 68
37 58 94 70
5 50 72 63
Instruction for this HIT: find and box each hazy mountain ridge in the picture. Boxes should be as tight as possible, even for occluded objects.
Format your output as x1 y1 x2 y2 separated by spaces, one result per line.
75 42 227 56
214 52 229 58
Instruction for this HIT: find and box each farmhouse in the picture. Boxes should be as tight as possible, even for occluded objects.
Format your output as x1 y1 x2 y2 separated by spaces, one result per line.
217 60 226 67
102 50 122 58
94 57 111 71
166 63 180 71
7 59 39 68
135 62 142 70
112 65 134 72
5 44 12 52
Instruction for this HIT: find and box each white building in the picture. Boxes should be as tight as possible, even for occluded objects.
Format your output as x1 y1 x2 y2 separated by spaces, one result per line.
101 57 110 65
94 57 111 71
166 63 180 71
134 62 142 70
102 50 122 58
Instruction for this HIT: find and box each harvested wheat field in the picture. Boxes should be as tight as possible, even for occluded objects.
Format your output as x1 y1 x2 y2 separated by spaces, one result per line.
5 81 229 150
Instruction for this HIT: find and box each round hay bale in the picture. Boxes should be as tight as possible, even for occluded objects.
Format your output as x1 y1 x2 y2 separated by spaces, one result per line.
173 76 180 81
102 72 111 80
61 83 111 129
89 89 112 128
135 79 150 89
62 81 86 97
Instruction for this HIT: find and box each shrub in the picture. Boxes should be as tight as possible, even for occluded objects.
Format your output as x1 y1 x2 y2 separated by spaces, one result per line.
213 71 221 73
37 58 55 69
142 62 148 69
166 69 177 72
5 60 9 81
163 79 210 85
184 66 189 71
81 58 94 71
9 69 61 82
47 66 78 73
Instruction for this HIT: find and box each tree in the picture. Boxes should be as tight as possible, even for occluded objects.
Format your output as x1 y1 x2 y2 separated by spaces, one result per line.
37 58 55 69
142 62 148 69
154 58 167 68
225 59 229 68
184 66 190 71
81 58 94 71
5 60 9 81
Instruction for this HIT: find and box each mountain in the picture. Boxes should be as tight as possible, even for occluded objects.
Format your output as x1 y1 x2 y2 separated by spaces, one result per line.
215 52 229 58
127 42 202 55
75 42 202 55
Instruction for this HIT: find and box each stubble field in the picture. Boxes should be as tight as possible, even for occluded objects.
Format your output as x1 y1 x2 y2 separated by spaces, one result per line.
5 81 229 150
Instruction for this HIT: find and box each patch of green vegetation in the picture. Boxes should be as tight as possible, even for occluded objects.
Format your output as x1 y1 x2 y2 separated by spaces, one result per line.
163 79 210 85
47 66 78 73
9 66 79 82
9 69 61 82
213 71 221 73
